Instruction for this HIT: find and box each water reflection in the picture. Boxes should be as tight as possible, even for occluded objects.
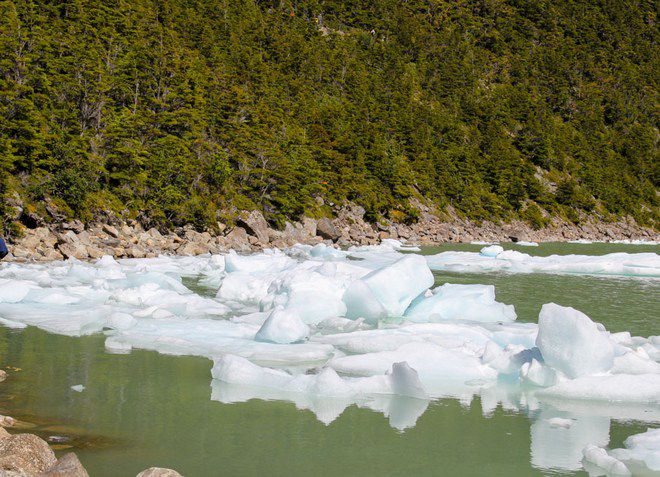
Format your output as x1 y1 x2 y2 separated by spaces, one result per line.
211 380 430 430
210 378 660 474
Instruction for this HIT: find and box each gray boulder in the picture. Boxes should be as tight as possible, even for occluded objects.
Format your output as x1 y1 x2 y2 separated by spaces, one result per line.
41 452 89 477
316 218 340 242
237 211 270 244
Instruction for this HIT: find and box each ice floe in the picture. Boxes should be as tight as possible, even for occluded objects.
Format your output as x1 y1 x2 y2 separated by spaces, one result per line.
0 240 658 466
425 249 660 277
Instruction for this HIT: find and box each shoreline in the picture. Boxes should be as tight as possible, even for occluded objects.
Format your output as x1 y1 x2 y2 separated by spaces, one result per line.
4 206 658 262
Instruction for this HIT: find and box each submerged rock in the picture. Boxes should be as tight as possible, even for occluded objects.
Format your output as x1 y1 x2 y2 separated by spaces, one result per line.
42 452 89 477
136 468 183 477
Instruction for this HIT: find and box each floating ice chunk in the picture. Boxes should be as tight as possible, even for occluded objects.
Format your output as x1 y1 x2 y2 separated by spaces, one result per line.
539 374 660 403
306 367 355 398
71 384 85 392
224 250 294 274
404 283 516 323
212 354 427 403
216 272 274 308
611 350 660 375
329 342 497 386
104 338 132 354
516 241 539 247
520 358 557 387
425 250 660 278
342 255 433 323
0 317 27 329
0 279 37 303
309 244 347 260
536 303 614 378
105 312 137 331
545 417 574 428
96 255 120 267
388 362 428 400
254 308 310 344
263 265 349 324
481 342 538 375
0 303 110 336
582 445 630 476
610 428 660 471
315 317 368 335
480 245 504 257
211 354 292 389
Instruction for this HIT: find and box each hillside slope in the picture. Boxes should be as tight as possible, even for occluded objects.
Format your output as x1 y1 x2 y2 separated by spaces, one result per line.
1 0 658 233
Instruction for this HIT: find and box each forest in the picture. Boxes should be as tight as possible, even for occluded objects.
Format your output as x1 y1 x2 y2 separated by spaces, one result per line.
0 0 658 233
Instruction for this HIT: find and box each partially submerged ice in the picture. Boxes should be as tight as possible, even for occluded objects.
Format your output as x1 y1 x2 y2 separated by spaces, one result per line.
342 255 433 323
0 240 658 444
582 428 660 475
536 303 614 378
405 283 516 323
425 248 660 278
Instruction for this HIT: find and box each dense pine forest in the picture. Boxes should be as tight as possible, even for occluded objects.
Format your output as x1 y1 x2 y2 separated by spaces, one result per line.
0 0 658 233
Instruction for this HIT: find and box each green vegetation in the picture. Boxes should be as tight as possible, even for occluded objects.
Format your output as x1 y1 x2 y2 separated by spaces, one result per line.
1 0 658 232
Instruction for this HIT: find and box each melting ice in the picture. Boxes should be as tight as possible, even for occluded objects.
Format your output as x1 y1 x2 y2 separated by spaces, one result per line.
0 241 659 473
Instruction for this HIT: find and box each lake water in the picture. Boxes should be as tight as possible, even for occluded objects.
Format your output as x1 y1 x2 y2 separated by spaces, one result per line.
0 243 657 476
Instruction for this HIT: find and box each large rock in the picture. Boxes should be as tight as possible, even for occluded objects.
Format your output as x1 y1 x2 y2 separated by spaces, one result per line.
61 220 85 234
42 452 89 477
237 210 270 244
177 242 208 256
0 433 57 474
316 218 340 242
136 468 183 477
301 217 317 236
102 224 120 238
58 242 89 260
224 226 251 252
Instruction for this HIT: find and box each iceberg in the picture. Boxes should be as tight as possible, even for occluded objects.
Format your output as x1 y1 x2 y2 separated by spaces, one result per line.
536 303 614 378
342 255 434 323
254 308 310 344
404 284 516 323
480 245 504 257
425 250 660 278
610 428 660 471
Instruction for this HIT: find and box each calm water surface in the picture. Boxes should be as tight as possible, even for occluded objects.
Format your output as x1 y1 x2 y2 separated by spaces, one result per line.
0 243 657 476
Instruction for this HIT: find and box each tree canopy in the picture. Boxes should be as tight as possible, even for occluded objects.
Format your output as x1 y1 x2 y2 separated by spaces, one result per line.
1 0 658 231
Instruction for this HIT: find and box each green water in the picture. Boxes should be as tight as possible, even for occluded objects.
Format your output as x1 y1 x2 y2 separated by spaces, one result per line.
0 243 657 476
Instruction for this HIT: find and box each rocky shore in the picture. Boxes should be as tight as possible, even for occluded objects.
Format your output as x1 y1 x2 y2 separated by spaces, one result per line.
4 202 658 262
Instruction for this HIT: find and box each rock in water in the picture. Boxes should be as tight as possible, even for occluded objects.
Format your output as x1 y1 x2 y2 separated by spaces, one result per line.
136 468 183 477
343 255 434 323
0 433 57 474
536 303 614 378
43 452 89 477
